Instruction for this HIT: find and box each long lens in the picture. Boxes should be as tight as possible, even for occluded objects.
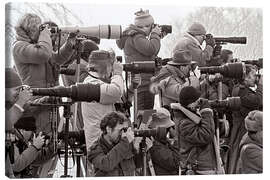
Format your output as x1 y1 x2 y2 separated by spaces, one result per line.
242 58 263 69
123 61 156 74
59 25 122 39
208 97 241 110
59 68 76 75
134 127 167 139
199 62 245 79
31 83 100 102
214 37 247 44
160 25 172 34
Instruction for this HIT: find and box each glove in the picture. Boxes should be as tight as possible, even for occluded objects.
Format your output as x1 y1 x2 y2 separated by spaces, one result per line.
151 25 162 37
198 98 211 110
112 61 123 76
205 34 215 48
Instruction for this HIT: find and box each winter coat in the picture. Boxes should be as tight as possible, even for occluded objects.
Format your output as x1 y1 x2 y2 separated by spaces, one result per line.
88 135 136 176
81 73 124 150
116 25 161 110
226 83 263 174
149 139 180 175
176 106 217 172
151 64 200 106
238 132 262 174
173 32 213 67
12 28 74 134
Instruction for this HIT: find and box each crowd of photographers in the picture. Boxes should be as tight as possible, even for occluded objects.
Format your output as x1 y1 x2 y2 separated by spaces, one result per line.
5 9 262 177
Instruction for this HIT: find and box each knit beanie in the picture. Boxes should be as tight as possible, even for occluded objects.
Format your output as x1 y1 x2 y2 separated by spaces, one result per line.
187 22 206 36
5 68 22 88
179 86 201 107
245 110 263 132
134 9 154 27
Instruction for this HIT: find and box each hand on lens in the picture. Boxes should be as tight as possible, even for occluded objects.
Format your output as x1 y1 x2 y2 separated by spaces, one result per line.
113 61 123 76
151 26 162 36
16 86 33 107
122 127 134 143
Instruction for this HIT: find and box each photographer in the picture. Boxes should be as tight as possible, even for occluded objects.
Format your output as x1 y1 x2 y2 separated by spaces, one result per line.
88 111 137 176
13 14 77 134
226 65 263 174
62 39 99 130
11 117 54 178
116 9 166 110
238 110 262 174
150 49 200 107
148 108 180 175
176 86 217 175
5 68 32 177
173 22 214 67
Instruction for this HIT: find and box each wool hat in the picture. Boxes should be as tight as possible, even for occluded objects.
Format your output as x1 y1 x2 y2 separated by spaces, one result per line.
179 86 201 107
134 9 154 27
168 49 196 66
14 116 36 131
187 22 207 36
149 108 175 129
5 68 22 88
245 110 263 132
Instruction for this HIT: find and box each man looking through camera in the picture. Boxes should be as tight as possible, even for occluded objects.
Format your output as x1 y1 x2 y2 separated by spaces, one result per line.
88 111 137 176
116 9 167 110
173 22 215 67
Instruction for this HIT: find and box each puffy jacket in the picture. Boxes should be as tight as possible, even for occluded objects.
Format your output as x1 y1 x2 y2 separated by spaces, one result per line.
88 135 136 176
173 32 213 67
149 139 180 175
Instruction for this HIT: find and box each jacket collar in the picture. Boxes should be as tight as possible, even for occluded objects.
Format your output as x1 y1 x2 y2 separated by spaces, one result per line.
184 32 201 47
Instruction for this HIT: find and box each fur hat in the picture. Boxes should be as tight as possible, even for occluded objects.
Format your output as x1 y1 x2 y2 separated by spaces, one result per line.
149 108 175 129
14 116 36 131
245 110 263 132
5 68 22 88
187 22 206 36
134 9 154 27
179 86 201 107
88 50 113 64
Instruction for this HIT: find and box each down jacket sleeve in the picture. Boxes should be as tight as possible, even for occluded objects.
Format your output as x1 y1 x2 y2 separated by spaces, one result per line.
132 33 161 56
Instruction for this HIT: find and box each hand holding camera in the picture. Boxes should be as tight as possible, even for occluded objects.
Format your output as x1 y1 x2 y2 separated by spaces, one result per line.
113 61 123 76
16 85 33 107
32 132 45 150
67 31 79 47
198 98 211 110
205 34 216 48
39 24 52 37
122 127 135 143
151 25 162 36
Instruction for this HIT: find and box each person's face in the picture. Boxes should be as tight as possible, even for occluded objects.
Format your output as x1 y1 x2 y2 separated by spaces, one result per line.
245 69 257 87
227 54 234 63
107 121 129 144
138 24 152 35
20 129 33 141
5 86 21 104
187 98 200 111
195 34 206 45
179 65 191 77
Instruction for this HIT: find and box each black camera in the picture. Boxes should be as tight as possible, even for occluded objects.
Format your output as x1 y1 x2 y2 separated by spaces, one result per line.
242 58 263 69
123 61 157 74
31 83 100 103
198 62 245 79
214 37 247 44
159 25 172 34
206 97 241 110
134 127 167 140
39 24 58 33
59 68 76 75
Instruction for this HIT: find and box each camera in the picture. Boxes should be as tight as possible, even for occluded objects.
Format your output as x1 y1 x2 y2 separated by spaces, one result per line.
242 58 263 69
31 83 100 102
59 68 76 75
198 62 245 79
123 61 157 74
40 24 122 39
214 36 247 44
153 24 172 34
39 24 58 33
203 97 241 110
134 127 167 140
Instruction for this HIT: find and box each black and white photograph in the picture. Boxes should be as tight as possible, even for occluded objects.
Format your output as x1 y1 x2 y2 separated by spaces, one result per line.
3 0 266 178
